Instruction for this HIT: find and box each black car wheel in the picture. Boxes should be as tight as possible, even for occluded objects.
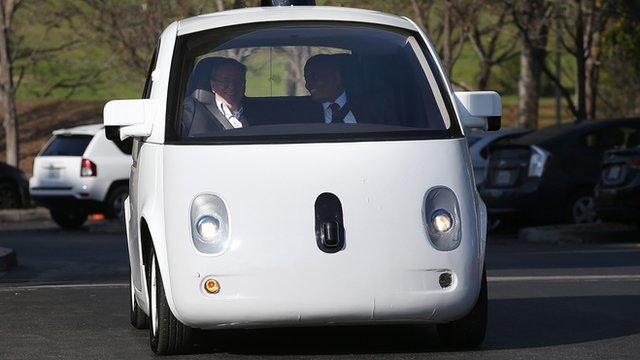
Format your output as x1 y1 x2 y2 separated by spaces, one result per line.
0 181 20 209
149 250 193 355
50 209 87 229
106 185 128 221
569 193 598 224
437 268 487 348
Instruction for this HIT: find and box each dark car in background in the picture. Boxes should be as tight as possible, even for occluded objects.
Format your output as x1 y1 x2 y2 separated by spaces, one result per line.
0 162 30 209
595 138 640 224
467 128 533 187
480 118 640 226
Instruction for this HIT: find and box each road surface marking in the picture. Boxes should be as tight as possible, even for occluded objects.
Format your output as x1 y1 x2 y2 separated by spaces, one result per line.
0 282 128 292
488 275 640 282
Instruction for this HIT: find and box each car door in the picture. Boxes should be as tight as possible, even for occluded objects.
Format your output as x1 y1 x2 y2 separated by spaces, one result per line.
129 42 159 293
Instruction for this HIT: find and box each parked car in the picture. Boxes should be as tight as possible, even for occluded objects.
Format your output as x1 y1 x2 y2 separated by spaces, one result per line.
103 2 502 354
0 162 30 209
467 128 532 186
480 118 640 225
595 134 640 224
29 124 132 229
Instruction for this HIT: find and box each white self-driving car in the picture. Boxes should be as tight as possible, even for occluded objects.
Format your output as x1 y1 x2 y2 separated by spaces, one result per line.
104 4 501 355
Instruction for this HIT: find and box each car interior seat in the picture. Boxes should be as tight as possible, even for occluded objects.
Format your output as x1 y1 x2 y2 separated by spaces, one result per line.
186 57 227 103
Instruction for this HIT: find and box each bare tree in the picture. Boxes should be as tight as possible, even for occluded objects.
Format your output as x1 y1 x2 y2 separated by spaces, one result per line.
410 0 471 88
61 0 218 77
510 0 553 129
0 0 21 168
467 0 518 90
540 0 611 121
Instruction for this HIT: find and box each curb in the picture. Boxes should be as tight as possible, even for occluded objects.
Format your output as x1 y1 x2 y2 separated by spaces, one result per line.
0 207 50 223
518 223 640 244
0 247 17 271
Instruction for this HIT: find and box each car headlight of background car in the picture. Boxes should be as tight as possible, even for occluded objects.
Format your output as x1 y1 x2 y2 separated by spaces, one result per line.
190 194 230 254
423 187 461 251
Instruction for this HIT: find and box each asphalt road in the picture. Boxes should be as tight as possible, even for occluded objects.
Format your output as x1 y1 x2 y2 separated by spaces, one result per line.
1 222 639 359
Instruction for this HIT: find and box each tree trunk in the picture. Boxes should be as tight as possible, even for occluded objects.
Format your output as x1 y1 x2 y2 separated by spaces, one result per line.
516 41 546 129
442 0 452 73
477 61 492 90
0 3 18 168
585 29 602 120
574 1 587 121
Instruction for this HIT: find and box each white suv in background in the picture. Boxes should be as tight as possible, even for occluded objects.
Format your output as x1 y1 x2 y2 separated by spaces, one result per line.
29 124 132 229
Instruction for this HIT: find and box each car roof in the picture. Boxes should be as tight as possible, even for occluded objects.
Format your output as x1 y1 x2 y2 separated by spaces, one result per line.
177 6 416 36
509 118 640 145
52 123 104 136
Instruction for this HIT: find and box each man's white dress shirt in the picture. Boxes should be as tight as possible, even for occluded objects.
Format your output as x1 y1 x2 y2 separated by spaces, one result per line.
322 91 357 124
215 97 244 128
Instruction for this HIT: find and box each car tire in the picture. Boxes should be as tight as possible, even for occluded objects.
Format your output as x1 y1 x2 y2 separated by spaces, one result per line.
50 209 87 229
106 185 128 221
568 192 598 224
130 274 149 329
0 181 21 209
149 250 193 355
437 267 487 349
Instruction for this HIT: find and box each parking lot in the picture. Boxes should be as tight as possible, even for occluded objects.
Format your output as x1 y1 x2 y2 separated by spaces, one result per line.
1 221 639 359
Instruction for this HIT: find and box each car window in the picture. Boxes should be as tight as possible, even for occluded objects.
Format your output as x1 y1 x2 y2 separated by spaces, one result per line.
113 138 133 155
40 135 93 156
619 127 640 149
142 40 160 99
168 22 460 144
581 126 636 152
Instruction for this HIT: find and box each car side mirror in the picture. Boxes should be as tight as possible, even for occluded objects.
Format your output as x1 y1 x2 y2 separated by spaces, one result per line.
104 99 159 141
455 91 501 131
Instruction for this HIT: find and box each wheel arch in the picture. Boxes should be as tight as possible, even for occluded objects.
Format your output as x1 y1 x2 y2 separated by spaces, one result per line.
104 179 129 202
138 212 185 323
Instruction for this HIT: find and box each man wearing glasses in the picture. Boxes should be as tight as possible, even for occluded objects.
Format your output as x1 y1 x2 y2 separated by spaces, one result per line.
181 57 255 137
210 58 251 128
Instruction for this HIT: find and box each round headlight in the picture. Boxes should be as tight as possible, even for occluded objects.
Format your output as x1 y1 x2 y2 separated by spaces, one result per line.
431 209 453 233
196 215 221 243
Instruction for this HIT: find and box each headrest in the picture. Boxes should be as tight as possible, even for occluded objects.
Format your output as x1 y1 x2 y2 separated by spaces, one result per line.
185 57 227 96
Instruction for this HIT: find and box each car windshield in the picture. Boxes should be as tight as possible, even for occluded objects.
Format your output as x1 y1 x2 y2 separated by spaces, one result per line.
167 22 460 144
40 135 92 156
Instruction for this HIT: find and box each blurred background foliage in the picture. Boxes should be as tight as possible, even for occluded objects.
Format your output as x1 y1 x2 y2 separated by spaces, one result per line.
8 0 640 124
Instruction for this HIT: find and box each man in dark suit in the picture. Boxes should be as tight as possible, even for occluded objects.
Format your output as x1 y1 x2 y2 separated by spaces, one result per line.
181 57 258 137
303 54 394 125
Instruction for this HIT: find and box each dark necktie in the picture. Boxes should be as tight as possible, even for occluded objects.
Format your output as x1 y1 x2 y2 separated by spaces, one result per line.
329 102 340 123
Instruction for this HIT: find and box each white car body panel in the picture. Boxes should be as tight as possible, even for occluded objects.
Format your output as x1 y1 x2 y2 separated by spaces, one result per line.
177 6 414 36
133 139 485 328
122 6 490 330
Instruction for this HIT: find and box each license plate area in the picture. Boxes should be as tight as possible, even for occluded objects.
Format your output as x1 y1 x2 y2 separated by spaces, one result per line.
47 169 62 179
495 170 512 186
606 165 621 181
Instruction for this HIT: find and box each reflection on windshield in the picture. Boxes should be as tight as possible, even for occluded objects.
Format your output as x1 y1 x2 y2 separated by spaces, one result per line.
175 24 457 141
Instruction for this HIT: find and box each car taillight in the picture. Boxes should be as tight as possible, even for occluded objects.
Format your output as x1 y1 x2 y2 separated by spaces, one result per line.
528 145 550 177
80 159 97 177
628 158 640 170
